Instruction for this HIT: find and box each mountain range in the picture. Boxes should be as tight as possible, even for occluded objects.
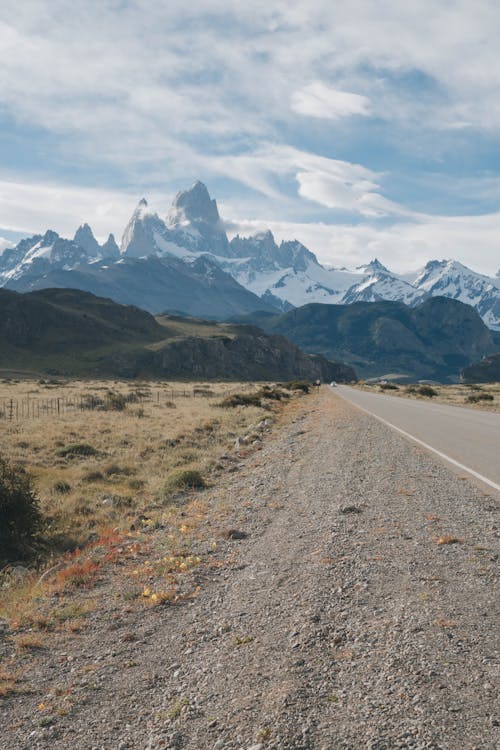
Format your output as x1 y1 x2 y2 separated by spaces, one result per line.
1 181 499 329
237 297 497 382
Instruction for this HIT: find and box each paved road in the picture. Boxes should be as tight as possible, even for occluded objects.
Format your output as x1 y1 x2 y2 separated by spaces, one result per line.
335 385 500 491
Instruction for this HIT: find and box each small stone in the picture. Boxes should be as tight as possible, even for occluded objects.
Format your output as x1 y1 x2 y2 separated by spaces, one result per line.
223 529 249 540
339 505 362 514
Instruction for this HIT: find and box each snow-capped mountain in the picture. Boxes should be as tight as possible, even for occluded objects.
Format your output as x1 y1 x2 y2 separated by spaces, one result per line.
1 181 499 329
410 259 500 330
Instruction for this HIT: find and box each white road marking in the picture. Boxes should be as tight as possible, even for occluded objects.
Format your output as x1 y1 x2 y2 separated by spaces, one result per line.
338 392 500 493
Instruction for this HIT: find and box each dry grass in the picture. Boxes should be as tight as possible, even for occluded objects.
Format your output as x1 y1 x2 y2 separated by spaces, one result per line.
357 382 500 412
0 378 297 637
0 379 262 551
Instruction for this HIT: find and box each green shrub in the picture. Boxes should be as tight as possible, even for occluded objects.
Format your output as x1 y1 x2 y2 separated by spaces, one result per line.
286 381 311 393
466 393 494 403
0 456 44 561
379 382 399 390
164 469 206 493
218 393 262 408
417 385 438 397
57 443 99 458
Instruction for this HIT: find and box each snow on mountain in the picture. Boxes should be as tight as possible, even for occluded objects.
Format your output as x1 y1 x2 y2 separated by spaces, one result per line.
412 260 500 330
0 230 96 284
165 181 230 256
1 181 499 329
73 223 101 259
215 233 425 310
101 233 120 260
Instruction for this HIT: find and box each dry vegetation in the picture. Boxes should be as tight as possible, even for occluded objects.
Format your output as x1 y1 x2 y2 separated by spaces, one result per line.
0 377 306 651
357 381 500 412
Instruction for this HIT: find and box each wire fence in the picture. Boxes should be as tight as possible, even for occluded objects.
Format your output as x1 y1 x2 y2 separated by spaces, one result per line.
0 386 238 421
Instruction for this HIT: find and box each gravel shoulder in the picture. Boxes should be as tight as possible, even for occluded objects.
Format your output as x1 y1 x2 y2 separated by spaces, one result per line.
2 388 499 750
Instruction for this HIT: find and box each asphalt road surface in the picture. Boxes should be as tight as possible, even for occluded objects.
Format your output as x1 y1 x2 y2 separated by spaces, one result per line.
335 385 500 492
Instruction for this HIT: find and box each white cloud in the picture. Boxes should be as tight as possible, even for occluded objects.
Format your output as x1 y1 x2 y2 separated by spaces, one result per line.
0 236 13 255
291 82 371 120
0 178 143 242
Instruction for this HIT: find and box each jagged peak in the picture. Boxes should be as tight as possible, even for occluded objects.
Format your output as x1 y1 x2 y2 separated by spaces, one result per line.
138 197 148 207
42 229 60 244
358 258 390 274
167 181 221 228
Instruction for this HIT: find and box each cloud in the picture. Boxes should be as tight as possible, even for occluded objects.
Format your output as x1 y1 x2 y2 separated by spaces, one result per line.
0 178 145 241
291 82 371 120
2 0 500 174
0 236 13 255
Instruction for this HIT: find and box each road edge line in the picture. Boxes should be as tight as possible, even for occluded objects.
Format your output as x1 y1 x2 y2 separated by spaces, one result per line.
336 390 500 493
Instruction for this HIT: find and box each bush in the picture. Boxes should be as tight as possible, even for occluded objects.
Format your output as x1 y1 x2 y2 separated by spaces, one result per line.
53 481 71 494
218 393 262 408
57 443 99 458
286 381 311 393
379 382 399 390
417 385 438 398
105 392 127 411
164 469 206 493
0 455 44 561
466 393 494 403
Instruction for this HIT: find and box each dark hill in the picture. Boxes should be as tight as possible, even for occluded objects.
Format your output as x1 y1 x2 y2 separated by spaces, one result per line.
461 353 500 383
235 297 495 382
0 288 355 382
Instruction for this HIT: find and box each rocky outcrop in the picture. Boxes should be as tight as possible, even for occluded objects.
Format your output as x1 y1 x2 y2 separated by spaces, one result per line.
94 329 356 381
461 353 500 383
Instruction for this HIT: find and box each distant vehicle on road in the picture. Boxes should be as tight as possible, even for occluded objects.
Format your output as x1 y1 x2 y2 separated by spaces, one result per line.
330 381 337 387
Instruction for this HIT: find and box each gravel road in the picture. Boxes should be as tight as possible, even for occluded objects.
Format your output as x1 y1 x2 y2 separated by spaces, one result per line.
2 388 499 750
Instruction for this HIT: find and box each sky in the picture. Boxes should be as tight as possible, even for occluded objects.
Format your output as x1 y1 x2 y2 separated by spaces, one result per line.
0 0 500 274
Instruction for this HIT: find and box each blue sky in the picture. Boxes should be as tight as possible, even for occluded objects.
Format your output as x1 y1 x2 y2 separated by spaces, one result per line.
0 0 500 274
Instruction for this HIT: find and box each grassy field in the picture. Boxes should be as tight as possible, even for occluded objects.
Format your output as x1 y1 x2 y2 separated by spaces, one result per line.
0 378 270 554
0 378 308 650
356 381 500 412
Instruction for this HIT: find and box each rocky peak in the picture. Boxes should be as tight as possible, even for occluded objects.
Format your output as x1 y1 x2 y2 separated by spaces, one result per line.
41 230 60 245
74 223 101 258
101 233 120 260
167 181 220 228
165 181 229 255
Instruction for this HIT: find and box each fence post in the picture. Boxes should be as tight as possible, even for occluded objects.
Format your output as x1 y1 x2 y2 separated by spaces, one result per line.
9 399 13 421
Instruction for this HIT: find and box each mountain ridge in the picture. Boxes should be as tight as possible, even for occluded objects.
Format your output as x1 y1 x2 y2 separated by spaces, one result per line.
0 287 355 382
236 296 497 382
1 181 499 328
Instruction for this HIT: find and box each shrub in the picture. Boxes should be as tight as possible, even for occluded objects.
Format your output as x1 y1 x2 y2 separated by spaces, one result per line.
417 385 438 397
105 392 127 411
0 455 44 561
286 381 311 393
218 393 262 408
466 393 494 403
57 443 99 458
81 470 104 482
103 463 135 477
164 469 206 493
53 481 71 494
379 382 399 390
